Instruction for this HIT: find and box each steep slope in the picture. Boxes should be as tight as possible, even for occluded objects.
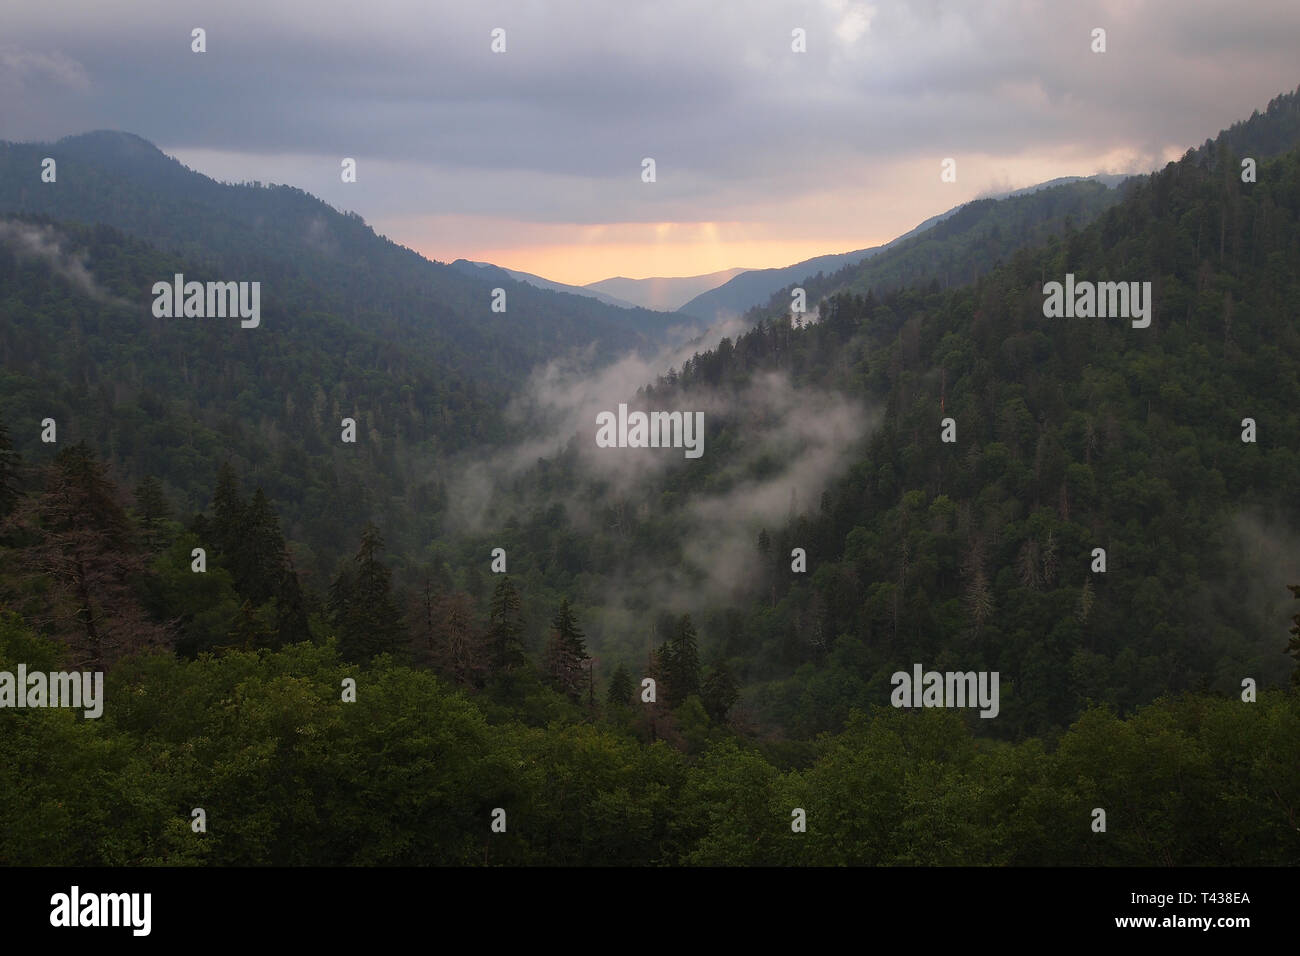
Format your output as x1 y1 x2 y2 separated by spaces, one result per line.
446 90 1300 740
0 214 480 576
731 86 1300 333
677 206 962 321
0 131 685 374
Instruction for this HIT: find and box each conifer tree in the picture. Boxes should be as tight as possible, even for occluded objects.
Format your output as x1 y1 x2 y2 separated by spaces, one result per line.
701 662 739 723
274 552 312 648
487 576 526 674
607 663 634 706
20 443 166 667
544 598 588 700
662 614 701 706
330 523 405 662
210 462 245 559
240 487 287 604
0 420 21 520
132 475 172 551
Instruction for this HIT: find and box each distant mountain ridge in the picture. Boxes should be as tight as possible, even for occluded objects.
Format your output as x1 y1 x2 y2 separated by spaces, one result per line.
0 130 690 360
676 174 1136 324
676 206 964 322
448 259 642 310
584 268 751 312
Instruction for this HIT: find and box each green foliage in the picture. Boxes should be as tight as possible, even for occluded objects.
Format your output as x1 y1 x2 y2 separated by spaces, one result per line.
1 615 1298 865
543 598 588 701
328 523 404 663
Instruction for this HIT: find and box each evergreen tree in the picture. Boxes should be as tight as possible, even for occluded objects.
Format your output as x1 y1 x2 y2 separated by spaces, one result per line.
0 420 21 520
210 462 245 559
240 487 287 604
18 443 166 667
330 523 405 662
1288 584 1300 688
487 576 526 674
607 663 634 706
227 598 275 651
273 553 312 648
663 614 701 706
701 662 739 724
544 599 588 700
133 475 171 525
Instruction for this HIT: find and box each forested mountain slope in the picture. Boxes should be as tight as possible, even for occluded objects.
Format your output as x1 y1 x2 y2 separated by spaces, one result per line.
462 112 1300 740
0 131 686 372
1 89 1299 869
730 86 1300 339
0 215 467 574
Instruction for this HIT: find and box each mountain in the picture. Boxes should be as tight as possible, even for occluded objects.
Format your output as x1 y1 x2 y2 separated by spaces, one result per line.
448 259 642 310
445 84 1300 741
3 85 1300 870
0 131 688 362
584 268 750 311
0 130 691 573
676 207 963 322
680 174 1135 325
737 91 1300 332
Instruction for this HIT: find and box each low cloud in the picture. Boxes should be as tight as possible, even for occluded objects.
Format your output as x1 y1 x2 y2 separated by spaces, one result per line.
0 220 118 302
443 323 879 648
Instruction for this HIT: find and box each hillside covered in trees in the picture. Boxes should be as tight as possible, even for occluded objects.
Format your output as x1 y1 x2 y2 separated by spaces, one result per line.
2 86 1299 866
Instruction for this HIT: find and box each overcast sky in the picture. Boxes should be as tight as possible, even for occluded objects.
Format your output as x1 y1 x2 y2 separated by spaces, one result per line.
3 0 1298 284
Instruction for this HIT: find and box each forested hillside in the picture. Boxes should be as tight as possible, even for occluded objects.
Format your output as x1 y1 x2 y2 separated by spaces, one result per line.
2 87 1299 867
732 86 1300 338
0 131 687 373
434 100 1300 741
0 216 478 574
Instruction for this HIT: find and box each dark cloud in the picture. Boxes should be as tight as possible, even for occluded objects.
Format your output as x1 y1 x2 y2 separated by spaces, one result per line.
2 0 1297 265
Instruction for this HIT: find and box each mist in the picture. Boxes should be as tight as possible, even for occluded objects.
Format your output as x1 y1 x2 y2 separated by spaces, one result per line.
441 319 880 655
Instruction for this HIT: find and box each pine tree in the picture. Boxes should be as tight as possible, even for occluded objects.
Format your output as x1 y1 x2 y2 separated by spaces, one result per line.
487 576 526 674
132 475 173 552
330 523 405 662
701 662 739 723
274 552 312 648
544 599 588 700
670 613 702 702
19 443 166 667
227 598 275 651
240 487 287 604
662 614 701 706
210 462 245 559
0 419 21 520
1287 584 1300 688
607 663 634 706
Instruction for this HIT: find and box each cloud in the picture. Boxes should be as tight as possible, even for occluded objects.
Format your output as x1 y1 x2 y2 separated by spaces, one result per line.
0 46 91 93
440 321 878 648
3 1 1297 279
0 220 117 301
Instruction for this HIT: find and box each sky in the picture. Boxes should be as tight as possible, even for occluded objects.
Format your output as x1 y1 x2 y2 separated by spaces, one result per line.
2 0 1298 285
